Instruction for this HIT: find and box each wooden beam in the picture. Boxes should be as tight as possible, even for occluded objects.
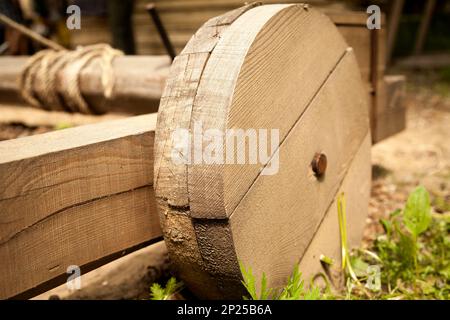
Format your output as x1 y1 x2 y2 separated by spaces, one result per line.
299 133 371 283
386 0 404 65
373 75 406 143
0 114 162 299
0 13 65 51
396 53 450 69
0 55 170 114
136 0 334 13
33 241 171 300
414 0 436 55
370 27 380 139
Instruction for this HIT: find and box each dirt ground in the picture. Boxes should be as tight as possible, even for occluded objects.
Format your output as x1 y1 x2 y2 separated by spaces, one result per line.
365 80 450 246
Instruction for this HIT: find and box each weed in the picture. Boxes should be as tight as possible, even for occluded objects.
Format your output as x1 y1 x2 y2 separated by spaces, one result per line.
239 262 321 300
150 277 183 300
346 186 449 299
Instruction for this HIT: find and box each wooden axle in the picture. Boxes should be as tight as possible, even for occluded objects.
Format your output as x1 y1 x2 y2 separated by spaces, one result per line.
0 55 170 114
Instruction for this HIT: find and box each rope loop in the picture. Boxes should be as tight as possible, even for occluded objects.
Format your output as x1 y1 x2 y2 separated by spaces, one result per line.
19 44 123 114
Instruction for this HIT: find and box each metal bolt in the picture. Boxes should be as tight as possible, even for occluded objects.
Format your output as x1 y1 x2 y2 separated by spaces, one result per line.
311 152 327 177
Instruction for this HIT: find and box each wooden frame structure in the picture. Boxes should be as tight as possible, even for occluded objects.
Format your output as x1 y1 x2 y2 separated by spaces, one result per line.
0 6 405 299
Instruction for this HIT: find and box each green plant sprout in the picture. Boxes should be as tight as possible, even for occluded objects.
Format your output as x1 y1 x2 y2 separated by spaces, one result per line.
239 262 321 300
239 186 448 300
344 186 449 299
150 186 448 300
150 277 183 300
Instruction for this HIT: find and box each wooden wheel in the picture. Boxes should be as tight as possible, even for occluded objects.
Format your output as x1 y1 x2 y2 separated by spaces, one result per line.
154 3 371 299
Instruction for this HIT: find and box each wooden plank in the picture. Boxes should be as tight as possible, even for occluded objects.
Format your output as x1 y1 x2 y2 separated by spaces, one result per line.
370 25 391 142
338 26 372 82
136 0 335 12
188 6 350 220
0 114 162 299
373 104 406 143
33 241 170 300
370 27 380 139
386 0 404 65
373 75 406 143
377 27 387 81
396 53 450 69
0 56 170 114
414 0 436 55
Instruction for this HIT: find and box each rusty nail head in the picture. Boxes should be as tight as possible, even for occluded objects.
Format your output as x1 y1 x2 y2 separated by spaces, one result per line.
312 152 327 177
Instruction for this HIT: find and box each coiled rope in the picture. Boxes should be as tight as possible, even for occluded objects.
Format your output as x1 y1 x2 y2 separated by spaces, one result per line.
20 44 123 114
0 13 123 114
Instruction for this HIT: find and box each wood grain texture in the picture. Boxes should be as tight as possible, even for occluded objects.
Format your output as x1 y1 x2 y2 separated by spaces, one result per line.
189 5 349 219
154 2 264 299
298 132 371 282
0 114 162 299
0 56 170 114
386 0 404 65
33 241 171 300
373 75 406 142
226 51 370 291
155 4 371 298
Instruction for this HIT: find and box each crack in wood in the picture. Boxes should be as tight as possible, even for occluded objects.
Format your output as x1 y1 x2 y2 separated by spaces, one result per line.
0 184 152 246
